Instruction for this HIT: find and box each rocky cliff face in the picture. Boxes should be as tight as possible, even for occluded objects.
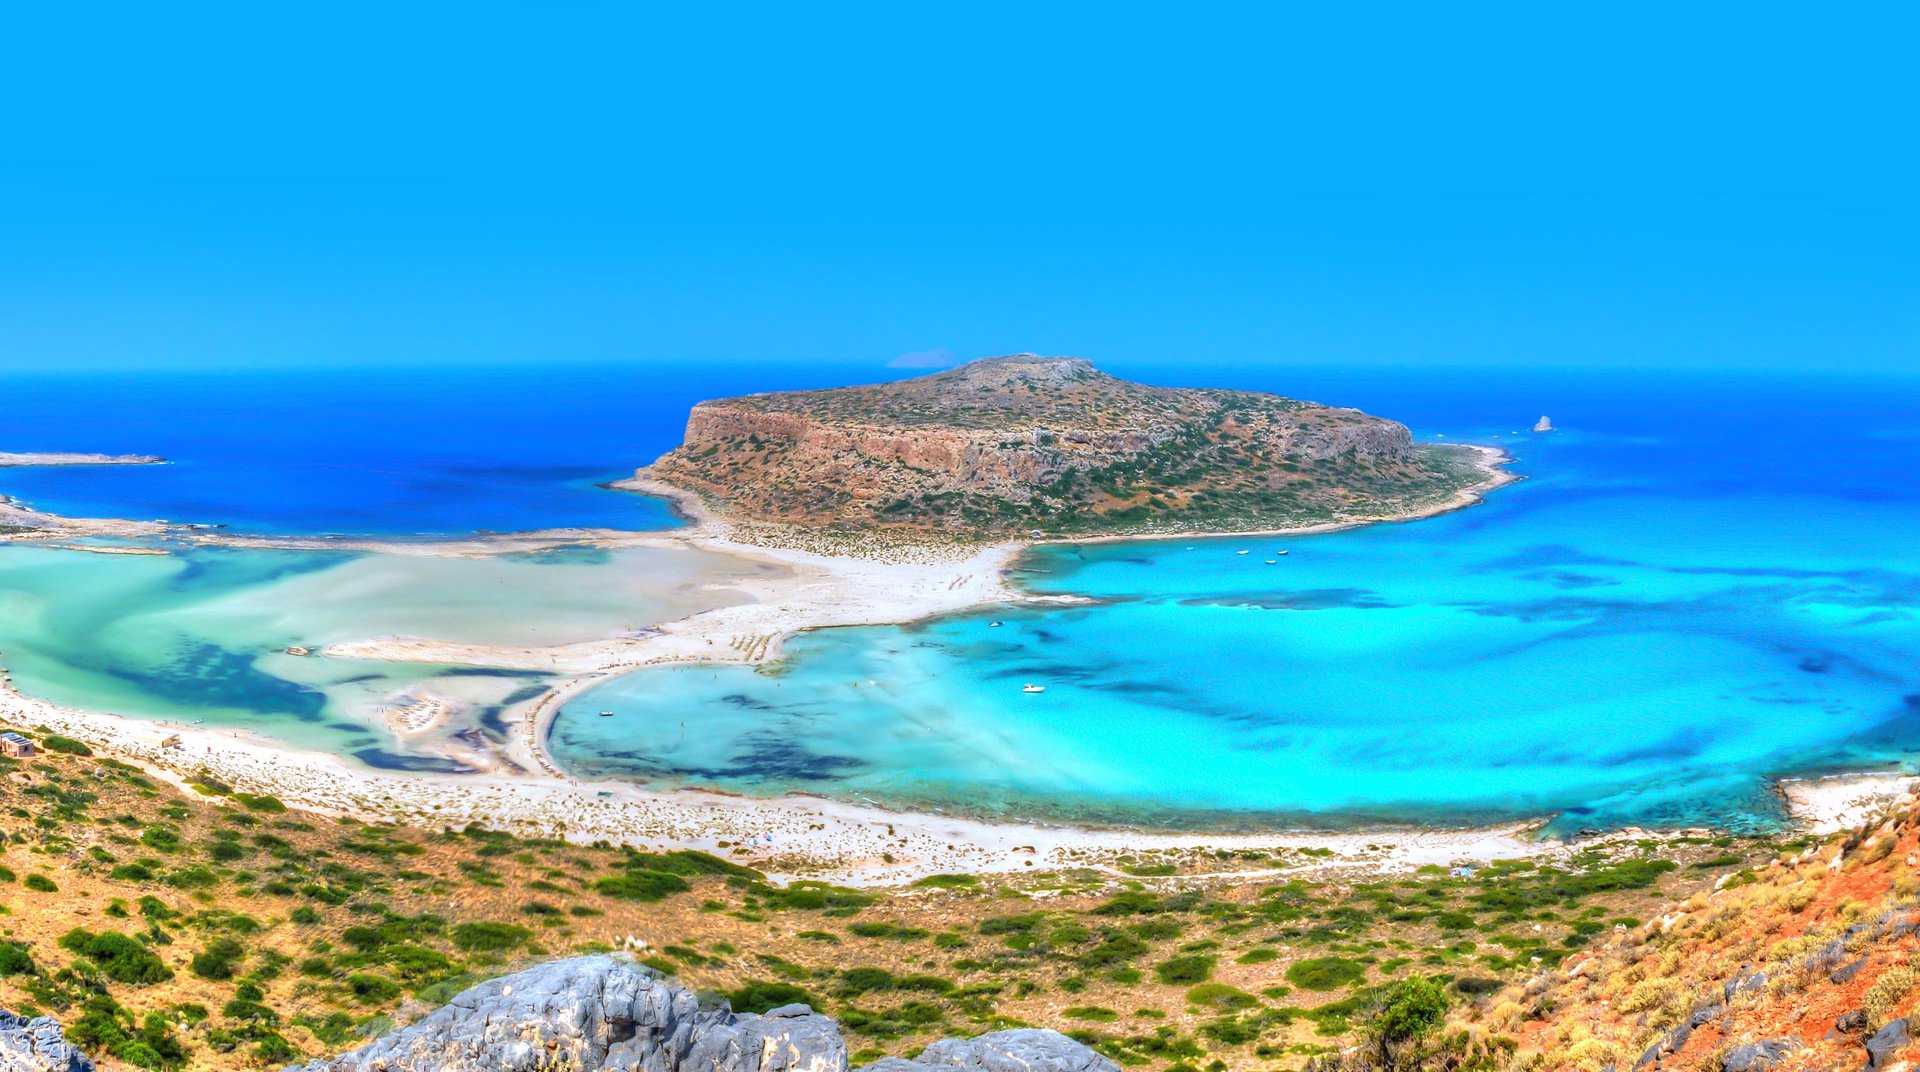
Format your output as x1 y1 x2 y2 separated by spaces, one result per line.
288 956 1117 1072
0 1012 93 1072
1474 793 1920 1072
642 355 1478 537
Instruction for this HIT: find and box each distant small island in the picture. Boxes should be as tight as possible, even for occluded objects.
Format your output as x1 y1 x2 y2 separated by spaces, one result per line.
638 354 1505 539
0 451 165 467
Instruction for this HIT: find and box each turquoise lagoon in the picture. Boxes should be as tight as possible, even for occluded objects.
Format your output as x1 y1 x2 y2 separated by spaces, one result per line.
5 364 1919 832
553 372 1920 832
0 542 762 768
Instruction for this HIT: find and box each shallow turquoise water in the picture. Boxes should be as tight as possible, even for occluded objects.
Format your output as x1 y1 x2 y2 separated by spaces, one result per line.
7 365 1919 833
554 374 1920 832
0 542 758 768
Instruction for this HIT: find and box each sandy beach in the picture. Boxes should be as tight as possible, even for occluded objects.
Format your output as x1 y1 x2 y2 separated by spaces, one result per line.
2 667 1893 890
0 674 1631 887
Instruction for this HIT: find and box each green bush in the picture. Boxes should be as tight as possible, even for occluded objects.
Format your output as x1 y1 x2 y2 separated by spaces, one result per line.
757 881 874 914
388 944 452 982
621 849 758 878
727 981 817 1014
347 972 401 1003
1363 976 1450 1068
593 870 690 902
1077 931 1149 969
1285 955 1368 991
1187 983 1259 1011
23 874 56 893
41 735 93 756
1154 954 1216 985
449 921 531 953
847 922 928 940
234 793 287 813
190 937 245 981
840 967 894 993
0 941 35 976
253 1032 298 1063
58 928 174 985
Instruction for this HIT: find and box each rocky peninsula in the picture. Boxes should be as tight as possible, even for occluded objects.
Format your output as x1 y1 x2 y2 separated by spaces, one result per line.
641 355 1498 540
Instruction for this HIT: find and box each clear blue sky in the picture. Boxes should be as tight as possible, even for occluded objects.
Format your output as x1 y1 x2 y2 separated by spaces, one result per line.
1 3 1912 374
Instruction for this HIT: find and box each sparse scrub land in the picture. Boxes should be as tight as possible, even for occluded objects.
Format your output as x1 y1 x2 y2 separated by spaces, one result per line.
6 734 1903 1071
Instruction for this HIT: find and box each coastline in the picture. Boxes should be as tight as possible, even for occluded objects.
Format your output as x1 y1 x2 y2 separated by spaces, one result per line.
0 676 1653 886
2 670 1905 890
9 436 1904 881
1033 443 1520 549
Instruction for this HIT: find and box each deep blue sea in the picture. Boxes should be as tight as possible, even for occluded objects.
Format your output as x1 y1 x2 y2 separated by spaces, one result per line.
0 363 870 536
6 361 1919 833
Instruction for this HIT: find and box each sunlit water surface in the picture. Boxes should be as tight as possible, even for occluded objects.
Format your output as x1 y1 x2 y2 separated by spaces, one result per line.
6 364 1918 831
554 371 1920 832
0 542 760 768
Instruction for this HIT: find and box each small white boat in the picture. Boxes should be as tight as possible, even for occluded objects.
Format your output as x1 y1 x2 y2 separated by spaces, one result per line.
988 621 1004 627
285 645 312 657
598 710 615 718
1236 550 1250 555
1264 559 1277 564
1276 550 1289 556
1022 684 1046 694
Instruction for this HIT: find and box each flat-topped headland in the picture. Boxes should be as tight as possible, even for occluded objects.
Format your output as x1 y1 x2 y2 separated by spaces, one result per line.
1 355 1511 555
639 354 1506 544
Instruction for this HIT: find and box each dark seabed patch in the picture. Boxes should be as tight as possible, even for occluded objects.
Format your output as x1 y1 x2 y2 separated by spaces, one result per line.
508 545 615 566
105 643 327 721
352 748 473 773
168 548 351 589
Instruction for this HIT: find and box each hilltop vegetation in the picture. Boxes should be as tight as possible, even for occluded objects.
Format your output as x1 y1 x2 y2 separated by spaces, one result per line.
0 729 1825 1071
642 356 1493 538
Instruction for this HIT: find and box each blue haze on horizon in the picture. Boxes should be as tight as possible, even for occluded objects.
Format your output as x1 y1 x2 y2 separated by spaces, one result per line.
0 4 1913 377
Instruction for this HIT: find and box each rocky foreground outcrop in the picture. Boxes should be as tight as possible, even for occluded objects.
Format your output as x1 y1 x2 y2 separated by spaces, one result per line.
288 956 1116 1072
0 1012 93 1072
642 354 1485 537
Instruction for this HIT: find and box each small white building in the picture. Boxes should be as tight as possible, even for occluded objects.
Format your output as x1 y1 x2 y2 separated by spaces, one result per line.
0 732 36 758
